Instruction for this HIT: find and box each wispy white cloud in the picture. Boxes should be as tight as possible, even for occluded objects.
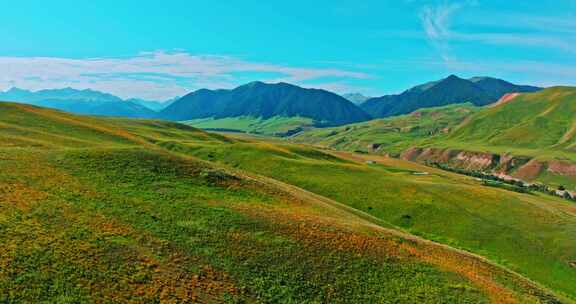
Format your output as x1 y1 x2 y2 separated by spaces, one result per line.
416 1 576 61
418 1 470 63
0 51 370 100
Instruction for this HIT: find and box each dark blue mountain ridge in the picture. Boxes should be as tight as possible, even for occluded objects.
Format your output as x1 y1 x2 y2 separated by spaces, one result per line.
161 81 372 126
0 87 158 118
361 75 542 118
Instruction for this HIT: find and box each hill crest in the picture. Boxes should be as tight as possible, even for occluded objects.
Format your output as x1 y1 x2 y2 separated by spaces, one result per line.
161 81 372 126
361 75 541 118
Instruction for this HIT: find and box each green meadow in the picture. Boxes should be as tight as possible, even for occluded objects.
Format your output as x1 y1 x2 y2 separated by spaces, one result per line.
292 103 477 155
177 137 576 301
0 102 572 303
185 116 315 136
294 88 576 188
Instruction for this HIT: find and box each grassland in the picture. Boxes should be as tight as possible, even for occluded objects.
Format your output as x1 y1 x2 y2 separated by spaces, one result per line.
294 88 576 188
184 116 315 136
295 87 576 161
292 103 477 155
447 87 576 153
408 87 576 163
0 102 572 303
176 135 576 301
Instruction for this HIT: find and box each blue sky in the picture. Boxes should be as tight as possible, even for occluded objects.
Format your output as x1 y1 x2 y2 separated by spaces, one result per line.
0 0 575 100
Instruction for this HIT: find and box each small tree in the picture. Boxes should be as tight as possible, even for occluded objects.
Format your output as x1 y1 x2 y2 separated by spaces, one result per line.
514 180 525 188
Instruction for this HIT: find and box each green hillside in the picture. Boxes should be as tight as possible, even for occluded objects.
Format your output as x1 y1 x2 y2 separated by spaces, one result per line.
0 102 572 303
293 87 576 160
185 116 315 136
293 103 477 155
172 135 576 301
296 87 576 188
446 87 576 154
414 87 576 187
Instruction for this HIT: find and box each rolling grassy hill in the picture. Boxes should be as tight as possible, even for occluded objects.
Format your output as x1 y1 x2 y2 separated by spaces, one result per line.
0 102 573 303
173 136 576 302
446 87 576 153
296 87 576 188
184 116 316 136
408 87 576 187
171 135 576 301
292 103 478 155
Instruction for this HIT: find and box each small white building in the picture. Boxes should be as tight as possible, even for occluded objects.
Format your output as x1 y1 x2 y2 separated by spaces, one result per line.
555 190 575 199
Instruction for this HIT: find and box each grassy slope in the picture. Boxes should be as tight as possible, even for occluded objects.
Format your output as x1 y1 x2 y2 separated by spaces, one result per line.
184 116 315 136
294 88 576 188
436 87 576 161
178 134 576 301
410 87 576 188
1 102 560 303
292 104 477 155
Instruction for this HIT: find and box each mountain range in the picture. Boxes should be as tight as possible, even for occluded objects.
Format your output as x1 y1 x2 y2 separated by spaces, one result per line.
160 81 371 126
0 87 170 117
361 75 541 118
1 76 543 127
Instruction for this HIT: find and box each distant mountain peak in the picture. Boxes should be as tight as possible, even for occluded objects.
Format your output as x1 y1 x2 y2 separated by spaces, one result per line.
244 81 267 87
431 74 469 89
361 75 542 118
342 93 370 105
242 81 297 89
445 74 462 81
0 86 157 118
161 81 371 125
5 87 30 93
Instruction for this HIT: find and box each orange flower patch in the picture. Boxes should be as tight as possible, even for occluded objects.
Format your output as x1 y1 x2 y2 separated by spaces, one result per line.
234 201 555 304
0 182 48 211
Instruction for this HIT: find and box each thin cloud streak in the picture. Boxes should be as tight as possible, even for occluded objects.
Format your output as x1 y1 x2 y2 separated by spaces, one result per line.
418 1 467 63
417 1 576 60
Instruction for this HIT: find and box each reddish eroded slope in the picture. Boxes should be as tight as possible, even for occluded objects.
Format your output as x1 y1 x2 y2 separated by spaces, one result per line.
490 92 520 108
